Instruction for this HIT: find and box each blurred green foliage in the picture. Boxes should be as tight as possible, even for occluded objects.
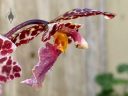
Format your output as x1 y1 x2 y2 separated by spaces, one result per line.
95 63 128 96
117 64 128 73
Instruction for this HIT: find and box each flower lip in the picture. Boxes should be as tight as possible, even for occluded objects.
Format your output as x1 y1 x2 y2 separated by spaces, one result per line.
21 43 61 87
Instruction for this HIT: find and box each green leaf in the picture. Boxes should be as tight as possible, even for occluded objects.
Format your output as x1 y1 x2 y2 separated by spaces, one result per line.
95 73 114 90
113 79 128 84
96 89 114 96
117 64 128 73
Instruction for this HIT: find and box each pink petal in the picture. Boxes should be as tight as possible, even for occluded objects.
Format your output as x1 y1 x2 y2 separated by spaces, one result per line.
50 8 115 23
21 43 61 87
69 30 88 49
0 35 21 83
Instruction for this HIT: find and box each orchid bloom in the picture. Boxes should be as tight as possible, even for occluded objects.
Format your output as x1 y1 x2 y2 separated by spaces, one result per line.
0 8 115 87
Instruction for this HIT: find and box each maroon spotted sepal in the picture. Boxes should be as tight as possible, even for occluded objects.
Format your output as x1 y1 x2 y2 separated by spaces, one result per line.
5 19 49 46
10 24 47 46
50 8 115 23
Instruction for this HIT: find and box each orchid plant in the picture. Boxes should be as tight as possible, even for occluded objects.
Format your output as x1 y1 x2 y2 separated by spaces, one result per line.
0 8 115 88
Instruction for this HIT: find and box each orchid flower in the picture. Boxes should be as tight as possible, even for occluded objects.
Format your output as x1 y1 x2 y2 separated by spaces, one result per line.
0 8 115 87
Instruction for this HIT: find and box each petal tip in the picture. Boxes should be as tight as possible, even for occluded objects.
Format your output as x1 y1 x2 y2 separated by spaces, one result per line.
76 39 88 49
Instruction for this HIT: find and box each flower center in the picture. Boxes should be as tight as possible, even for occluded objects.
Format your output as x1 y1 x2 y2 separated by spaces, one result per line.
53 32 68 52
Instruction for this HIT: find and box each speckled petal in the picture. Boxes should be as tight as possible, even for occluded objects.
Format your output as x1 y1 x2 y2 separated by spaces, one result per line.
10 24 47 46
0 35 21 83
50 8 115 23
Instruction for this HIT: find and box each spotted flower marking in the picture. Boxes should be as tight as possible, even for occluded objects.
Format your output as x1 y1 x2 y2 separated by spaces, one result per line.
10 24 47 46
0 8 115 87
0 35 21 83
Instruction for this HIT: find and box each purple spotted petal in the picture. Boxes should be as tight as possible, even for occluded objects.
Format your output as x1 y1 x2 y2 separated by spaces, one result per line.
0 35 21 83
21 42 61 87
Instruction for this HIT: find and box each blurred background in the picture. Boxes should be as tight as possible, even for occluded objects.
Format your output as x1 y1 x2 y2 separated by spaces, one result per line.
0 0 128 96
